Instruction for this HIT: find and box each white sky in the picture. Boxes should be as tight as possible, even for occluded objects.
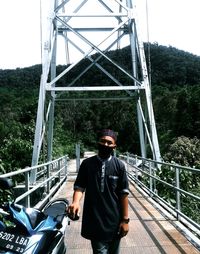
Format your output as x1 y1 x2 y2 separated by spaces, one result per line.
0 0 199 70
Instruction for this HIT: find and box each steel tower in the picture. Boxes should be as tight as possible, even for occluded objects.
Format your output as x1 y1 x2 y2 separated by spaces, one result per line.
31 0 161 183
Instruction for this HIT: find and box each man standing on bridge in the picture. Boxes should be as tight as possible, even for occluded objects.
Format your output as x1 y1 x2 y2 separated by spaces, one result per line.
68 129 129 254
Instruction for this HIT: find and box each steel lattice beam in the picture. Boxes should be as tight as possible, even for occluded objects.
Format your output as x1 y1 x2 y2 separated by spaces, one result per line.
30 0 161 183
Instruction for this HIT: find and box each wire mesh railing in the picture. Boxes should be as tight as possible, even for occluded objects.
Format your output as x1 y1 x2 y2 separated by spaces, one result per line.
0 155 68 209
120 153 200 239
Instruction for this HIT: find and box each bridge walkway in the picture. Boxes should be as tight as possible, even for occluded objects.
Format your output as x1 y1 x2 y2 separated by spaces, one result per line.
54 157 200 254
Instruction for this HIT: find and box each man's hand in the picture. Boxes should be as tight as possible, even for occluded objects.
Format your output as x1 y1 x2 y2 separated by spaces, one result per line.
67 190 83 220
118 222 129 238
67 202 80 220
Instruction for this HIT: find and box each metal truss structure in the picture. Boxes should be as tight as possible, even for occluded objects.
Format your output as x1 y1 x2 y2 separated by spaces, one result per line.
31 0 161 183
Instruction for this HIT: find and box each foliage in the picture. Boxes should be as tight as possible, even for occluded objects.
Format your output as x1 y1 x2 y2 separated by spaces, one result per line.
181 185 200 224
0 86 37 173
0 43 200 169
163 136 200 168
147 43 200 86
158 136 200 199
155 136 200 224
0 122 34 172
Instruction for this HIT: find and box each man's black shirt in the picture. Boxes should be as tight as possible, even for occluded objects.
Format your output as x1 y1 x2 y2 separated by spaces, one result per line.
74 155 129 241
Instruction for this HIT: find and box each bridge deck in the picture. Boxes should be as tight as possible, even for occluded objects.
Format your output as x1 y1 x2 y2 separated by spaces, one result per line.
54 159 200 254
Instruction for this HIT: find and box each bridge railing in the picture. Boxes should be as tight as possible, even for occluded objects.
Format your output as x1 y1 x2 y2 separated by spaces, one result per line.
120 153 200 238
0 155 68 209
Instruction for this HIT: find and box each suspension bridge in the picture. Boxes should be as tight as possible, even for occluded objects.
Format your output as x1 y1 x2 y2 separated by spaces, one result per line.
1 151 200 253
1 0 200 253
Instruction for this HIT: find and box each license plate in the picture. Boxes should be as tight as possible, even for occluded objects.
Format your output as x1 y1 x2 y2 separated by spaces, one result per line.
0 231 29 253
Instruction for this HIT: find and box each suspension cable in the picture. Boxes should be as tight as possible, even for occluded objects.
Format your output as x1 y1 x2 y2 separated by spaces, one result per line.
40 0 43 65
145 0 152 88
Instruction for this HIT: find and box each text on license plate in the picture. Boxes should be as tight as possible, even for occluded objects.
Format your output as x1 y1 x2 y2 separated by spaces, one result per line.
0 231 29 253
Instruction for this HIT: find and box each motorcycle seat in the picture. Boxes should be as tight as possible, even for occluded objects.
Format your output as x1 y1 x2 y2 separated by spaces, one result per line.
43 199 69 224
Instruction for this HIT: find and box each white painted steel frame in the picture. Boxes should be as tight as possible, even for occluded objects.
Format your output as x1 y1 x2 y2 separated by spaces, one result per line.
31 0 161 183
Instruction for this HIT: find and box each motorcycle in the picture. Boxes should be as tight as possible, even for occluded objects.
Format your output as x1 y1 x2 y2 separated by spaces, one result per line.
0 177 77 254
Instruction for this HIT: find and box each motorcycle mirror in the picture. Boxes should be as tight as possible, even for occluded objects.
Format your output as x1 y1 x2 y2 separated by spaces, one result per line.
0 178 14 190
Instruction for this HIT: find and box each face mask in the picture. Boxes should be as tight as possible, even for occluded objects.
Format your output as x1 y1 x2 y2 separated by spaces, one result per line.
98 143 114 159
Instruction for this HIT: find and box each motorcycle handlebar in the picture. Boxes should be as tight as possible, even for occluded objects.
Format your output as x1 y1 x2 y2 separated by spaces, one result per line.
0 208 9 216
67 211 80 221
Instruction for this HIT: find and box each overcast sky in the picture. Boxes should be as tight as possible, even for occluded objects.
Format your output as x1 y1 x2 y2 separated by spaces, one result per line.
0 0 199 69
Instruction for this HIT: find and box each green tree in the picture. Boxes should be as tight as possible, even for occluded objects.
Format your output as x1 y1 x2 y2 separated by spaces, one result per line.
164 136 200 168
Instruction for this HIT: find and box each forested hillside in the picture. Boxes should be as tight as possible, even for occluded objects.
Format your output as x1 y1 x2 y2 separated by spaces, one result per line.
0 43 200 173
